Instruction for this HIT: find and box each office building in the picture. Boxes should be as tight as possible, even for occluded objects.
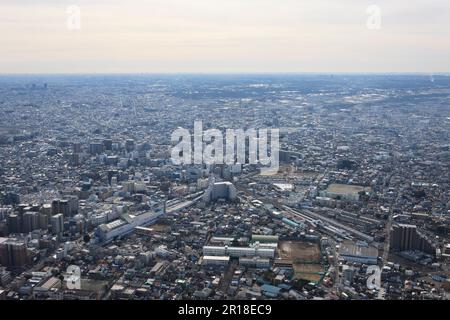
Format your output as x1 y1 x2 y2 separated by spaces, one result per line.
51 214 64 235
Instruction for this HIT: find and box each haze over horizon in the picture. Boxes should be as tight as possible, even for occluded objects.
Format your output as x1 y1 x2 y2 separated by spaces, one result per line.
1 0 450 74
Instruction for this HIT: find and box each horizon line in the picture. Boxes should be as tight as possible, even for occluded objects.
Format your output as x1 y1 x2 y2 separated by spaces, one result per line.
0 71 449 76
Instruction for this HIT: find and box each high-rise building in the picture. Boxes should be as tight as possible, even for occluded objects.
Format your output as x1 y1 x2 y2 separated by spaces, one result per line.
22 212 39 233
390 224 435 255
40 203 52 216
67 196 79 216
89 142 103 155
38 213 49 230
203 182 237 203
125 139 135 152
70 153 80 166
51 214 64 235
103 139 113 151
9 240 28 267
0 208 12 222
59 200 70 217
51 199 60 215
50 198 77 217
72 142 82 153
0 238 29 268
0 238 8 266
7 214 21 234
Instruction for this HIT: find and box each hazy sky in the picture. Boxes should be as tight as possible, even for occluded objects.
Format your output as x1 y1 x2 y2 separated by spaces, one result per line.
1 0 449 73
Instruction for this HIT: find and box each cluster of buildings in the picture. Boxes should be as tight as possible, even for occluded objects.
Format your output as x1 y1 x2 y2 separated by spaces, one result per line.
0 74 449 300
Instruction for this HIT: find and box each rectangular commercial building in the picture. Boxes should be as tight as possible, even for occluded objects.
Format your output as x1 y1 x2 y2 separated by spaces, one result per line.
202 256 230 266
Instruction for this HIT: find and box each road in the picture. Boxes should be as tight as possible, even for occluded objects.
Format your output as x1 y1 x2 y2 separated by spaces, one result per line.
378 168 401 300
218 259 238 294
331 240 340 294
